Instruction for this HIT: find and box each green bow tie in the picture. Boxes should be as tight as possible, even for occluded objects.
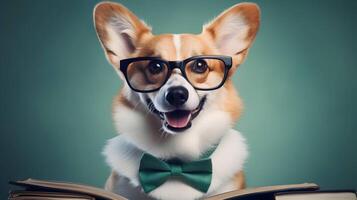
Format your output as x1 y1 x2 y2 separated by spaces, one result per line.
139 153 212 193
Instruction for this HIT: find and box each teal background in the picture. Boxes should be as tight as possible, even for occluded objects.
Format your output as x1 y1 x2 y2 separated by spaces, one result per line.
1 0 356 198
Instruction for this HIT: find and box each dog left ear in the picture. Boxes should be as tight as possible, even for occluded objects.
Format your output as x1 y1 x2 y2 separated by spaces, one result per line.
93 2 152 76
202 3 260 71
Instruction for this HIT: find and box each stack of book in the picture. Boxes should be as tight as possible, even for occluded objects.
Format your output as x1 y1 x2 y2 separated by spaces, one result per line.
8 178 356 200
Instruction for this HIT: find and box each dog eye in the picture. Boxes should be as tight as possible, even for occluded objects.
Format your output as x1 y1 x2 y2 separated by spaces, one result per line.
190 59 208 74
147 61 164 74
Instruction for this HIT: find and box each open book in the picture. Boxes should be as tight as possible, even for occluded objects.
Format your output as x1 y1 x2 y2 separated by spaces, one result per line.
275 190 357 200
9 178 346 200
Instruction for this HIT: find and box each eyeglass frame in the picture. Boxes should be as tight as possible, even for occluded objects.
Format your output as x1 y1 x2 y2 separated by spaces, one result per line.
119 55 233 93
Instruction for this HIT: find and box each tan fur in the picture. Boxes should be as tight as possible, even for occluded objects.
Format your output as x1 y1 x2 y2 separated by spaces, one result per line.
94 1 259 196
222 81 243 122
105 171 120 191
113 91 134 110
235 171 246 189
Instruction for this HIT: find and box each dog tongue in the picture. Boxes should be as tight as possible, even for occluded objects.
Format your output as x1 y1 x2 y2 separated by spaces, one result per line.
165 110 191 128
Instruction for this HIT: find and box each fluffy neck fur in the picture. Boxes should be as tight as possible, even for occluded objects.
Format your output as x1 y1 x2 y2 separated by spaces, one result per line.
103 129 248 200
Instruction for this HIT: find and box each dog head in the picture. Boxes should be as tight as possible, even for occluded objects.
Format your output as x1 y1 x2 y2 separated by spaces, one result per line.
94 2 259 158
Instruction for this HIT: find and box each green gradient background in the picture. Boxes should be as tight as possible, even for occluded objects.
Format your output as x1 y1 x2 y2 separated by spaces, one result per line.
1 0 356 198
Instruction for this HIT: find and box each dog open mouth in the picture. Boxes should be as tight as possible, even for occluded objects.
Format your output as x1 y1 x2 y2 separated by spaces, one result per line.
147 96 206 132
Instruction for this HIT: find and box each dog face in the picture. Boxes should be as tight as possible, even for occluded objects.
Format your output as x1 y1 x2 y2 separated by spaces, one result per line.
94 2 259 156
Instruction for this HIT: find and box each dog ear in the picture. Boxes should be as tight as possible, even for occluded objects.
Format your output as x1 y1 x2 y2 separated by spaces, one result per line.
202 3 260 71
93 2 152 74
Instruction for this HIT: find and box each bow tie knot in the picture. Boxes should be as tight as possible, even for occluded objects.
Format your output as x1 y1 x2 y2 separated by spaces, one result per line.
170 163 182 176
139 153 213 193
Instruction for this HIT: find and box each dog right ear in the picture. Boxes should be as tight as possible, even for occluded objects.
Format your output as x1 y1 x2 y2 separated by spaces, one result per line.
93 2 152 74
201 3 260 75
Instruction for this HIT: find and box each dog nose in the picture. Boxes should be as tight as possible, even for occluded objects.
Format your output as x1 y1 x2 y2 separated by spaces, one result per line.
165 86 189 107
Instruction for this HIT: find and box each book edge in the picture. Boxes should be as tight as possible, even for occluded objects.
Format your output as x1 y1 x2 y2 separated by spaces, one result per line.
9 179 127 200
205 183 319 200
275 189 357 197
9 190 95 199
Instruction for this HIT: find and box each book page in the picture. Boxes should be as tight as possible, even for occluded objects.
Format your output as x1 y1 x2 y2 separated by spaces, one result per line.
11 179 127 200
276 192 357 200
206 183 319 200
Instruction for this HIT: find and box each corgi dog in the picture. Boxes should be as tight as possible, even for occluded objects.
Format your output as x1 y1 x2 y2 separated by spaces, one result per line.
93 2 259 200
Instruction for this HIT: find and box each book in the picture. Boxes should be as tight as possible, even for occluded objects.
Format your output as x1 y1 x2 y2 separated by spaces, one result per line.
9 178 320 200
205 183 319 200
9 190 95 200
275 190 357 200
9 179 126 200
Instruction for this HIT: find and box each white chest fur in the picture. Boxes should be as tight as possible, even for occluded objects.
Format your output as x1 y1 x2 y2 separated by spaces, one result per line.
103 129 248 200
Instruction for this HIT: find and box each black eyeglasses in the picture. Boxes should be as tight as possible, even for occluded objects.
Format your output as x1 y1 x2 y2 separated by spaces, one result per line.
119 55 232 93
